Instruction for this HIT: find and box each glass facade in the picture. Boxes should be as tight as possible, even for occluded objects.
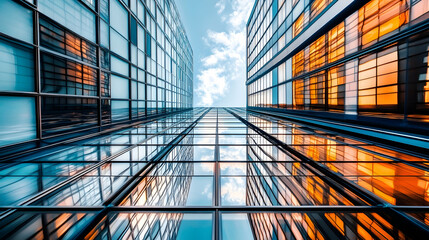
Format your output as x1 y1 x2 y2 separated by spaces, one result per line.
0 108 428 239
246 0 429 128
1 0 428 238
0 0 193 149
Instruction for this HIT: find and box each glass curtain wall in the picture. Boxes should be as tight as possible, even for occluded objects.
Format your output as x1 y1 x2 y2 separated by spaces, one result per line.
0 108 428 239
0 0 193 150
247 0 429 125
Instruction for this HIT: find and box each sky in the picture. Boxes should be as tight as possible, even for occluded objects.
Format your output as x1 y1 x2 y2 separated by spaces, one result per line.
175 0 254 107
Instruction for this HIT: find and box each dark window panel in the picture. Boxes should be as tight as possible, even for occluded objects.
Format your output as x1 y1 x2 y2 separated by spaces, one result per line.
41 96 98 136
100 48 110 70
101 71 110 97
101 99 111 124
130 16 138 45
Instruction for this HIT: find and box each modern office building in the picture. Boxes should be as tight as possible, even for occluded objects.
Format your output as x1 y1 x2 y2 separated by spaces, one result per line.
246 0 429 133
0 0 193 155
243 0 429 238
1 0 429 239
0 107 428 239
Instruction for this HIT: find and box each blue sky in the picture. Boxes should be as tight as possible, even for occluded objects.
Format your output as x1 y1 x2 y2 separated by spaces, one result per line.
175 0 254 107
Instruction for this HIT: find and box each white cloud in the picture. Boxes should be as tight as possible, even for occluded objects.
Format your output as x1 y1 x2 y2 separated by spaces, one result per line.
215 0 226 14
221 177 246 205
195 0 254 106
196 67 227 106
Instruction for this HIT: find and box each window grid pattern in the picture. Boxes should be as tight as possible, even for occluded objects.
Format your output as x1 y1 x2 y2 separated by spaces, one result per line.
0 108 428 239
0 0 193 148
247 0 429 123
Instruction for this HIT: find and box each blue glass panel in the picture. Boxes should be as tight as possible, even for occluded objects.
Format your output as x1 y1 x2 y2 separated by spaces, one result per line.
0 212 95 239
41 97 98 136
131 81 137 99
39 0 96 42
273 86 278 105
100 20 109 48
138 25 145 50
272 67 278 86
112 100 129 121
111 75 129 99
0 96 36 147
110 0 129 38
221 214 253 240
0 39 34 92
110 55 129 76
272 0 278 16
100 0 109 21
110 29 129 59
130 17 137 45
185 177 213 206
176 214 213 240
146 33 151 57
0 0 33 43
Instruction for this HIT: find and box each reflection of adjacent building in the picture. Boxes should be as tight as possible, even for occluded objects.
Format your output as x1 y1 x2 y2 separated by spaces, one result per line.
91 137 195 239
122 143 194 206
0 123 195 239
247 0 429 127
248 114 429 206
245 115 429 239
247 212 409 240
0 0 193 155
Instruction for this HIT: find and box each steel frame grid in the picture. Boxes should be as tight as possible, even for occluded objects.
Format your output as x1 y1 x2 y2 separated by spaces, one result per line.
0 107 428 239
0 0 194 158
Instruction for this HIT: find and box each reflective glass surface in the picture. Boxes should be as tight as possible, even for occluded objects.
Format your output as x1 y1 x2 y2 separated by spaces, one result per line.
0 0 33 43
0 96 36 147
0 39 34 92
38 0 96 42
0 108 428 239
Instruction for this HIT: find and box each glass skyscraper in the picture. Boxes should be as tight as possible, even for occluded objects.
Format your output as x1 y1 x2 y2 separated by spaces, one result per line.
0 107 428 239
1 0 429 239
0 0 193 153
246 0 429 132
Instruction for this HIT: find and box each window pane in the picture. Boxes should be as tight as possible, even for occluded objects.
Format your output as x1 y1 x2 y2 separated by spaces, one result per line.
39 18 97 65
0 96 36 146
0 39 34 92
221 214 253 240
101 72 110 97
39 0 96 42
41 97 98 136
100 20 109 48
110 55 129 76
112 100 129 121
0 0 33 43
111 75 129 99
41 53 97 96
110 0 129 38
110 29 129 59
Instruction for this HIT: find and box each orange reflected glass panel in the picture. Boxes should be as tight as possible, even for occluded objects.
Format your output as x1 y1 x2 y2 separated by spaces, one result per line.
359 0 409 47
328 22 345 63
293 13 304 38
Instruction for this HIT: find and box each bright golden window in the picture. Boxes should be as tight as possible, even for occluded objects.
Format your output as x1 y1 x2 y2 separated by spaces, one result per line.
293 13 304 38
292 50 305 77
309 72 325 107
311 0 332 20
328 22 345 63
328 65 346 109
359 0 409 47
309 35 326 71
358 47 399 108
293 79 305 108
